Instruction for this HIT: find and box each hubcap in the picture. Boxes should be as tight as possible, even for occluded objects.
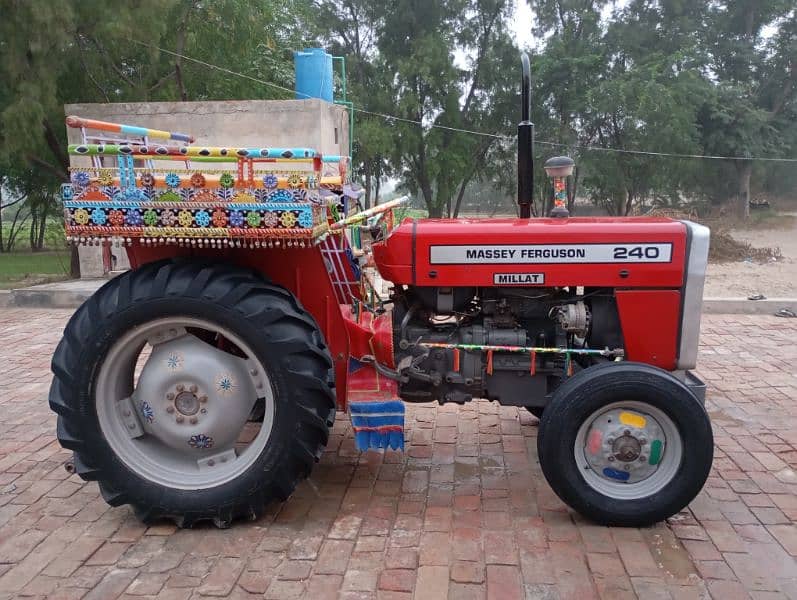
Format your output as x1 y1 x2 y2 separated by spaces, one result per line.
95 317 274 490
574 401 682 500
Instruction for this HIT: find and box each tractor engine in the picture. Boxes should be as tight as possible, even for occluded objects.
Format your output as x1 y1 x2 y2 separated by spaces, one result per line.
391 285 621 407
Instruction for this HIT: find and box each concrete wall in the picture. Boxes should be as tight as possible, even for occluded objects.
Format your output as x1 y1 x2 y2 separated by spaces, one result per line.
65 99 350 277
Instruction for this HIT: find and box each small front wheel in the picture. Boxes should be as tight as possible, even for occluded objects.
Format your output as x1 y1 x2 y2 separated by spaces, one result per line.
537 362 712 526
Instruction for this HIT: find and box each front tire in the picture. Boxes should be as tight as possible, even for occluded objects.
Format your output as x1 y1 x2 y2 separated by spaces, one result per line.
537 362 712 526
49 259 335 528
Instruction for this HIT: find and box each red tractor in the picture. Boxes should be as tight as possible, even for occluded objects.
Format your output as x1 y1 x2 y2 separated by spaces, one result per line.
51 55 712 528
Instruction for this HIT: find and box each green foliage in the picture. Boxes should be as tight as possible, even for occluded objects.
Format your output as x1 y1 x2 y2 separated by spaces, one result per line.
0 0 794 228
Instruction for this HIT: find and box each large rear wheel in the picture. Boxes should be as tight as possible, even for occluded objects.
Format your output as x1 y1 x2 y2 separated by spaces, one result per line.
537 362 712 526
49 259 335 528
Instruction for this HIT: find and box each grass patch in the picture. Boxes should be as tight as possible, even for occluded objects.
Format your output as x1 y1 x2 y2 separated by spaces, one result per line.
0 251 71 289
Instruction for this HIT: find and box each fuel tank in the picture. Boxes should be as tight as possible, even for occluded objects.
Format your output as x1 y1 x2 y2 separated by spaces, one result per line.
372 217 688 289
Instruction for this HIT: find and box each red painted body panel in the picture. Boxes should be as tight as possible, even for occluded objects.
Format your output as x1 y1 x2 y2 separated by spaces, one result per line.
615 290 681 369
372 217 687 288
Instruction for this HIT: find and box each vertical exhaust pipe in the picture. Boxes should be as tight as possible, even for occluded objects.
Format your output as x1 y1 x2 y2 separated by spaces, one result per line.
518 52 534 219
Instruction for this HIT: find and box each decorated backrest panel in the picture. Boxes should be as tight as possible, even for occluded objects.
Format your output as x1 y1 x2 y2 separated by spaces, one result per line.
62 116 349 248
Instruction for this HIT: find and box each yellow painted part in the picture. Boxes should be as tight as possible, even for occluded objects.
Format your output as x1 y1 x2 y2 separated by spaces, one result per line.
107 177 309 190
619 411 647 429
142 227 230 238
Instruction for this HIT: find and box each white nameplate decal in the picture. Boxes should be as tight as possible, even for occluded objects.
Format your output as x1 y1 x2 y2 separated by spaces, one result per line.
494 273 545 285
430 244 672 264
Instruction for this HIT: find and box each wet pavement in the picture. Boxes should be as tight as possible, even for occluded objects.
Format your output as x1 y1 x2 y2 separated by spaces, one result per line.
0 309 795 599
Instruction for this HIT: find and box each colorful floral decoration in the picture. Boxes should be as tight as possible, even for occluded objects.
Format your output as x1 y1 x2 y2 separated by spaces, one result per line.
306 175 318 189
233 192 256 204
263 174 278 189
165 172 181 188
166 352 183 370
160 209 176 226
108 210 125 227
140 172 156 187
192 190 216 203
246 211 262 227
178 210 194 227
194 210 211 227
91 208 107 225
97 170 114 186
216 374 236 395
298 210 313 228
211 209 228 227
268 189 294 203
219 173 235 189
73 208 90 225
158 190 181 203
143 209 158 226
263 211 279 228
124 187 146 201
190 172 206 188
229 210 245 227
280 211 297 228
126 209 143 226
71 171 90 187
188 434 214 449
287 173 302 189
141 401 154 424
61 184 74 201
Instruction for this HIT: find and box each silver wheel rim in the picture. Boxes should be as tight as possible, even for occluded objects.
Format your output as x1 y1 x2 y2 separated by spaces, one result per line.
573 400 682 500
95 317 274 490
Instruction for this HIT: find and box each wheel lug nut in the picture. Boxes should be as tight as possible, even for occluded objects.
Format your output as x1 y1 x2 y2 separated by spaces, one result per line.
624 465 631 471
608 456 615 462
639 439 647 445
199 396 208 403
176 416 184 423
250 369 258 376
166 393 175 401
176 384 185 392
624 429 631 436
200 408 207 414
606 438 614 445
189 384 198 393
639 456 646 462
190 417 198 424
166 406 175 413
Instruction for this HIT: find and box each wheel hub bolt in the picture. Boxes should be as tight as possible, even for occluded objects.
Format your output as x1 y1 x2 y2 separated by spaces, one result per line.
189 384 198 393
176 384 185 392
190 417 198 425
166 393 175 401
608 456 615 462
250 369 258 376
176 416 184 423
639 439 647 445
166 406 175 413
199 396 208 404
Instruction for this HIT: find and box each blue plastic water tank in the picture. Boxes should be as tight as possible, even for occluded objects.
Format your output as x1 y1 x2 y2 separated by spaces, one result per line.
294 48 333 102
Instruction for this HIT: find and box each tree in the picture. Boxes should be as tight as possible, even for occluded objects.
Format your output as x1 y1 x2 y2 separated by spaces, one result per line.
698 1 797 217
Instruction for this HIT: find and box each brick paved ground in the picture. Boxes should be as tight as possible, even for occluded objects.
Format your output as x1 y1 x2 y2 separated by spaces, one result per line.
0 309 795 599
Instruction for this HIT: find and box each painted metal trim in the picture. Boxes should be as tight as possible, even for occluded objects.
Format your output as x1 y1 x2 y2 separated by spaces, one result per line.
677 221 710 370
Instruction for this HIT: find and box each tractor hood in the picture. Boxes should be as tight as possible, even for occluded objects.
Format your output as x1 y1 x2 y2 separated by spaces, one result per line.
372 217 690 289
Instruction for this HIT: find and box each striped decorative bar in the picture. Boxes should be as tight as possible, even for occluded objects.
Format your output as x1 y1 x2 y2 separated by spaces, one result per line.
66 115 195 143
68 143 318 159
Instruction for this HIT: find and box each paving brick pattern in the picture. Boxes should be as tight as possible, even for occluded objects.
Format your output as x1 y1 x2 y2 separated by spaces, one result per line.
0 309 795 599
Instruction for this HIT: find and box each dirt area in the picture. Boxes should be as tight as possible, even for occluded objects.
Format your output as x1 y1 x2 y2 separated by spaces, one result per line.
705 213 797 297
